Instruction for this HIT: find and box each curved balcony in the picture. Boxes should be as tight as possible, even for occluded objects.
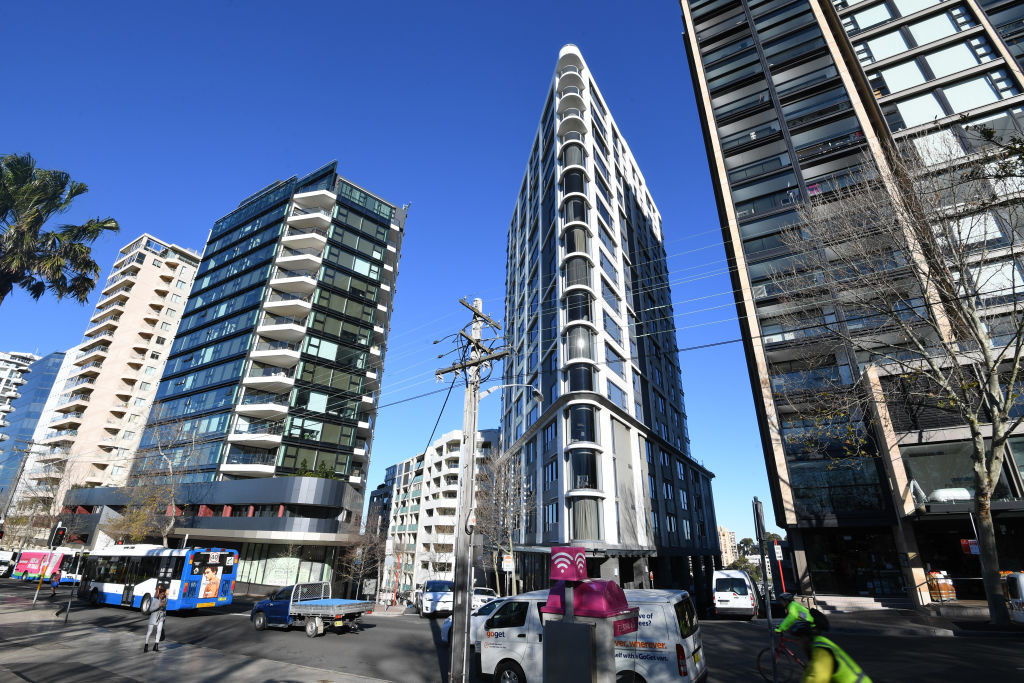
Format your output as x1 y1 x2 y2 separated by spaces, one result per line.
250 338 301 368
220 447 278 477
558 109 587 137
56 392 90 412
557 92 586 115
96 286 131 310
235 390 290 420
263 291 313 319
269 267 317 294
558 69 585 91
281 225 329 251
257 313 307 343
293 189 337 211
286 206 332 232
276 246 323 273
80 332 115 351
49 412 84 430
75 345 109 366
227 419 283 449
89 301 125 324
242 365 295 394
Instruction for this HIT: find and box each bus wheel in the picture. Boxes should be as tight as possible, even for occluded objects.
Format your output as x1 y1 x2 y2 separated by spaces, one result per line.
89 588 99 606
140 594 152 614
253 611 267 631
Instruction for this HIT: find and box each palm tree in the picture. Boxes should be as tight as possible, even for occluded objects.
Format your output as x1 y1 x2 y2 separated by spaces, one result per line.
0 153 118 306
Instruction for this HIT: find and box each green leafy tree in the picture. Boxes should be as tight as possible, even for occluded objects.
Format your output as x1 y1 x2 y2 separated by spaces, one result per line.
727 556 762 583
737 537 756 556
0 153 118 305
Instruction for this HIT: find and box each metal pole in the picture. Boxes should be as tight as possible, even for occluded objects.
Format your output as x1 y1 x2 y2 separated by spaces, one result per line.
32 547 56 607
63 551 83 624
449 298 483 683
753 498 776 682
775 540 786 594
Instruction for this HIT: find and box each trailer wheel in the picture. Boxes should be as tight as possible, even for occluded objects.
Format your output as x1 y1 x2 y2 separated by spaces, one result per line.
253 611 267 631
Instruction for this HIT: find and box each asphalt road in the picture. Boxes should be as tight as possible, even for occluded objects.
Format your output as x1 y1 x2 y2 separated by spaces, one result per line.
1 581 1021 682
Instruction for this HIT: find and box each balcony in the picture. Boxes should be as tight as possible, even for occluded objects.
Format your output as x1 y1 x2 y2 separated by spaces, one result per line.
220 448 278 477
558 108 586 137
42 429 78 444
72 360 104 377
250 338 301 368
286 205 332 232
269 267 317 294
75 345 109 364
96 285 131 309
281 225 329 251
63 375 96 392
100 269 138 295
242 365 295 393
49 411 84 429
235 390 290 420
276 245 323 273
293 189 337 211
56 392 90 411
263 290 313 319
80 332 114 351
37 449 69 465
256 313 307 343
28 468 64 483
226 419 284 449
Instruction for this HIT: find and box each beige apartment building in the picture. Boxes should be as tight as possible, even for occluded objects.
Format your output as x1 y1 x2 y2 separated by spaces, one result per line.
718 525 737 567
43 235 200 514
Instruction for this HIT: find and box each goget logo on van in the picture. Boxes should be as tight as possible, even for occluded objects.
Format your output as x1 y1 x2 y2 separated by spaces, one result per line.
486 631 506 639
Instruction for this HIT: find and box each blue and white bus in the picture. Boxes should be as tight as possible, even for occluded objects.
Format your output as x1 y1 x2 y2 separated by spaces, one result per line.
79 545 239 612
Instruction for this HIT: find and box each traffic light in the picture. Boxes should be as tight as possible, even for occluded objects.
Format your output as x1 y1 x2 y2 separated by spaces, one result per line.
48 524 66 548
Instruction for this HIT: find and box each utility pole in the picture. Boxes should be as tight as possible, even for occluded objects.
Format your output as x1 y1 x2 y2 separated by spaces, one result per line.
437 298 506 683
0 439 37 524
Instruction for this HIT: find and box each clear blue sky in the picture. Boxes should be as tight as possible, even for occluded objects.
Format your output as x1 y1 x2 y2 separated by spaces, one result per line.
1 1 778 541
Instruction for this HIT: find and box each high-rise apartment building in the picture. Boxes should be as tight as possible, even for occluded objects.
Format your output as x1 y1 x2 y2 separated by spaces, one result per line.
718 525 738 567
501 45 720 605
367 463 398 535
680 0 1024 603
0 352 63 514
381 429 499 598
0 352 39 431
43 235 200 512
66 162 406 593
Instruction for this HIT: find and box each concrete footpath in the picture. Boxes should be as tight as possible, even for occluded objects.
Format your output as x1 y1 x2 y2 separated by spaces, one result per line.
0 594 387 683
824 608 1024 639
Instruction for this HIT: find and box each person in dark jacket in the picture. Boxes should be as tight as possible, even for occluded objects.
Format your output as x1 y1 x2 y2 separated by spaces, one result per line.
143 586 168 653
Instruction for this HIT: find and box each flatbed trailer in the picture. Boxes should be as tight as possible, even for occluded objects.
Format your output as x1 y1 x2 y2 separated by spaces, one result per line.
251 581 373 637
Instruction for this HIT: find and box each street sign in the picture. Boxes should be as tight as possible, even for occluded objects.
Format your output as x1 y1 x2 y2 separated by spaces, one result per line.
774 543 783 562
960 539 979 555
363 578 377 596
502 553 514 572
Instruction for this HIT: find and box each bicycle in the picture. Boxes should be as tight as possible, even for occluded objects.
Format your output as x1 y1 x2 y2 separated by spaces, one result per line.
757 632 807 682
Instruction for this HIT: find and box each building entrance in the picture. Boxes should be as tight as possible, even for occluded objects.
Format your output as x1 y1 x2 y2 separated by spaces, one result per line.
802 527 904 596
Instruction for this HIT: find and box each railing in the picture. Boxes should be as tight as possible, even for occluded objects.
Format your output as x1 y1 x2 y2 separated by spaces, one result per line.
259 313 305 327
290 206 331 219
50 412 84 423
271 267 316 280
89 314 121 328
92 300 125 316
76 346 109 359
559 108 583 120
558 65 580 77
233 420 284 436
253 339 300 353
559 86 581 96
266 291 312 305
47 429 79 438
104 269 138 288
240 391 291 406
75 361 104 372
279 246 323 258
58 392 90 405
81 332 115 345
285 224 329 238
64 376 95 390
224 449 278 466
247 365 295 379
99 284 132 300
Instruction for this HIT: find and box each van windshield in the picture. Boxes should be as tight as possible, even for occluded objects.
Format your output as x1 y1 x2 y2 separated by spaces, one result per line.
424 581 454 593
715 578 749 595
674 597 700 639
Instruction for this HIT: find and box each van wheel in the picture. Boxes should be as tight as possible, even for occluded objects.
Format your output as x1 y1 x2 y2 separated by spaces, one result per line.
495 660 527 683
253 611 267 631
616 673 648 683
140 594 152 614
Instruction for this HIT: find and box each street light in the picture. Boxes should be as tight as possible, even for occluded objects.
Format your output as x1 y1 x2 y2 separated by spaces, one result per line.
479 382 544 403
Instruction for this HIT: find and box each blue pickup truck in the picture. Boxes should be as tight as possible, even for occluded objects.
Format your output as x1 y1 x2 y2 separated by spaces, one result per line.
251 581 373 637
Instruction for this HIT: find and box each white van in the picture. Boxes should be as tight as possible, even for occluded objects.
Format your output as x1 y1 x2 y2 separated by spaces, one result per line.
1005 572 1024 625
478 588 707 683
712 569 758 619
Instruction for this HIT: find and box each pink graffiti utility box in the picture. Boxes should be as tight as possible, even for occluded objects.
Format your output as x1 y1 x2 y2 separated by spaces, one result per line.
540 579 635 621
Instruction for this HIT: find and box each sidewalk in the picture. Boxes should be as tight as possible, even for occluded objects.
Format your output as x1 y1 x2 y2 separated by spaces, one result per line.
0 596 388 682
826 608 1024 638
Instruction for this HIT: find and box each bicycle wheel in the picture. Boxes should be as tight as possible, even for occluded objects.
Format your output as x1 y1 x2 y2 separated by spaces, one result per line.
757 647 803 683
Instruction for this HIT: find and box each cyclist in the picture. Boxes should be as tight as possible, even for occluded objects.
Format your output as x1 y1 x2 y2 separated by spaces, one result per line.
774 592 814 634
791 622 872 683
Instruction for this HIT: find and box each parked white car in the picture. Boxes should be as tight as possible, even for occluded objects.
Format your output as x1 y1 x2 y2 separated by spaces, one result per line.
419 580 455 618
472 587 499 611
478 589 706 683
441 596 509 648
712 569 759 619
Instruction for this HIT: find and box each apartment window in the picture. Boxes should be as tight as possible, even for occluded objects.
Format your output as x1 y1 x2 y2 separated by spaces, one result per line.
603 312 622 345
679 489 688 511
544 459 558 489
649 474 656 499
606 345 625 378
651 510 660 532
599 250 617 284
144 366 157 376
568 405 596 443
134 398 147 407
139 382 152 391
545 501 559 527
676 459 687 481
166 308 177 317
682 518 691 540
660 449 670 467
606 380 628 410
155 336 167 345
601 279 620 312
663 481 674 501
176 280 188 289
160 322 172 331
646 441 653 464
122 431 136 441
149 352 161 359
544 420 557 446
128 414 140 424
524 440 536 465
170 294 182 303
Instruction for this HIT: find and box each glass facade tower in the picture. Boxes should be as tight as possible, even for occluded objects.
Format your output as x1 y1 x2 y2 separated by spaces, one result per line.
680 0 1024 602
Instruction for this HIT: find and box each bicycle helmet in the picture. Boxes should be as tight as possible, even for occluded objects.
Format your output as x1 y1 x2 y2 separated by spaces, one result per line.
779 592 795 603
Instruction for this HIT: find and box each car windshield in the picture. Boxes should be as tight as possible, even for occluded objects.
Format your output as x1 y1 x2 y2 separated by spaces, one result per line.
715 578 748 595
425 580 454 593
474 588 497 596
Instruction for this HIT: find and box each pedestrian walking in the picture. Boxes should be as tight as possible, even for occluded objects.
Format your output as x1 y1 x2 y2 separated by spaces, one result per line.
49 569 61 598
143 586 168 653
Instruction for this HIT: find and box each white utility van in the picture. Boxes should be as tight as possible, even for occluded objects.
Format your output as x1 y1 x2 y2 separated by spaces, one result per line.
712 569 758 619
1005 572 1024 625
478 588 707 683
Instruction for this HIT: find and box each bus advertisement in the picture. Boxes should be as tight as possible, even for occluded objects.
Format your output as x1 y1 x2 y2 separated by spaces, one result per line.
79 545 239 612
11 548 83 583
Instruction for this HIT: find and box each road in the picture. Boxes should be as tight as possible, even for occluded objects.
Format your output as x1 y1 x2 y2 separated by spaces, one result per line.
0 581 1021 681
